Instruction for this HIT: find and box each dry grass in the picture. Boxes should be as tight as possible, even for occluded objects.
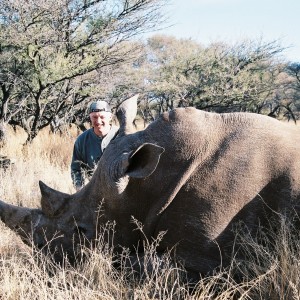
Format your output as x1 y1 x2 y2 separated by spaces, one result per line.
0 126 300 299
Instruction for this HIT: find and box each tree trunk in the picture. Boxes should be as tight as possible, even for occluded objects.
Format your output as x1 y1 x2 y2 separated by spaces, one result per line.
0 119 7 148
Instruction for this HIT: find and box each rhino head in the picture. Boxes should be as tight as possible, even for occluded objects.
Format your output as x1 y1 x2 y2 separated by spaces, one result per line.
0 94 164 262
0 182 97 262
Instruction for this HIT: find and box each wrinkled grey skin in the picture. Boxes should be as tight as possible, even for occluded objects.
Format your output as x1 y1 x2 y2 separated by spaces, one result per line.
1 95 300 280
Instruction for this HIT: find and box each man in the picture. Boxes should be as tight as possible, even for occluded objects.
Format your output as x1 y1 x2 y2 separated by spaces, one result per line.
71 100 119 190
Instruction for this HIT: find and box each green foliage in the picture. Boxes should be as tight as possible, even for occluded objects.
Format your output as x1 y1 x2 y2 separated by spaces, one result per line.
141 36 292 117
0 0 299 142
0 0 166 143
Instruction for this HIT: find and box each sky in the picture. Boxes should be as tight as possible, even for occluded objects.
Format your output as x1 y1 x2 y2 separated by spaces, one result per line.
148 0 300 62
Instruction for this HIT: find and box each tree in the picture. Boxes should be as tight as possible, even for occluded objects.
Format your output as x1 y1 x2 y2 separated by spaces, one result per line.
138 35 296 120
284 63 300 120
0 0 168 143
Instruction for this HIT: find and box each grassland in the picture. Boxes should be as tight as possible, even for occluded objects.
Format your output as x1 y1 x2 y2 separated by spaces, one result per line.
0 125 299 299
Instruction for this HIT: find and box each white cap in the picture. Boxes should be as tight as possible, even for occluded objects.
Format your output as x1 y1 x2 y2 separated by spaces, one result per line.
89 101 111 113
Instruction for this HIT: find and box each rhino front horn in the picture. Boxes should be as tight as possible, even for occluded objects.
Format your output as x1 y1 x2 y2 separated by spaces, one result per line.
0 199 32 231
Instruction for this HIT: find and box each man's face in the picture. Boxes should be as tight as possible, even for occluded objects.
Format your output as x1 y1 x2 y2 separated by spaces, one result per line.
90 111 112 132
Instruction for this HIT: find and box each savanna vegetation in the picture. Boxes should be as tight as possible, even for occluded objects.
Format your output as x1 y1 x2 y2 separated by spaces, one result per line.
1 0 300 299
1 0 300 146
0 128 300 299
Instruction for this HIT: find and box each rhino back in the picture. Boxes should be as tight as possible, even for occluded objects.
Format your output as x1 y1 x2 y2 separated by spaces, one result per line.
136 108 300 274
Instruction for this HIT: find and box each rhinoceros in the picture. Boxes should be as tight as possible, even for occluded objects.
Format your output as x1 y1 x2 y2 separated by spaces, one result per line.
1 95 300 280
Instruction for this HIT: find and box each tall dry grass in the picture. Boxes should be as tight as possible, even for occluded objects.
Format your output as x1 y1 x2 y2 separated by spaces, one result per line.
0 126 300 299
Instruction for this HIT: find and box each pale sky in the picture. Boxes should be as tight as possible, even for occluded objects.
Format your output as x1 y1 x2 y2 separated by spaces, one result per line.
148 0 300 62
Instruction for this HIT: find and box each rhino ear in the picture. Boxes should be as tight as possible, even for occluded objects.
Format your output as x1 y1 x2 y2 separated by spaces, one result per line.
39 181 70 217
116 94 139 136
122 143 165 178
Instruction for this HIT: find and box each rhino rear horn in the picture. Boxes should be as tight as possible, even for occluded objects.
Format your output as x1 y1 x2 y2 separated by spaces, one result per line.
116 94 139 136
39 181 70 217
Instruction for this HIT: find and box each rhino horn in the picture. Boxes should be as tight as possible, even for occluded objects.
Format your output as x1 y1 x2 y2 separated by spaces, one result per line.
0 199 33 234
39 180 70 217
116 94 139 136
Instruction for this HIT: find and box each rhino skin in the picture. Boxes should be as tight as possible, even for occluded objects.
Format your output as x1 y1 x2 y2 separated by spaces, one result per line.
1 95 300 280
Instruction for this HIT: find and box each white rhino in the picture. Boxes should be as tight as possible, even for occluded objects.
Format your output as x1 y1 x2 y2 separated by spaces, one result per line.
1 95 300 280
